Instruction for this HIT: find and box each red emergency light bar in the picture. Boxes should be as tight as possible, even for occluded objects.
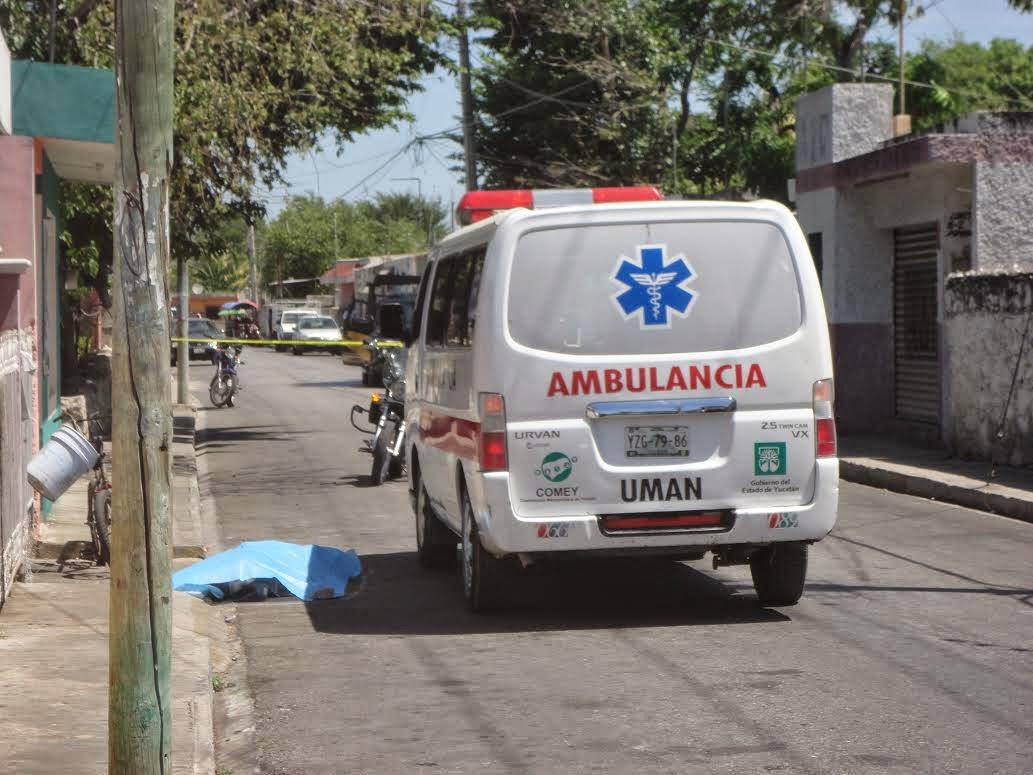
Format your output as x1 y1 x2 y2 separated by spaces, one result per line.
456 186 663 226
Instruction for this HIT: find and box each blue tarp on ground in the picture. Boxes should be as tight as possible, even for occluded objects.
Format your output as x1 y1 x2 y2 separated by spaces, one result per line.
172 540 362 601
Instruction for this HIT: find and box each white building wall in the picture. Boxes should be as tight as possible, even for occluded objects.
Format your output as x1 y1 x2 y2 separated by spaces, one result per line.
795 83 893 170
0 29 11 136
794 189 836 321
843 163 973 321
973 161 1033 272
945 275 1033 464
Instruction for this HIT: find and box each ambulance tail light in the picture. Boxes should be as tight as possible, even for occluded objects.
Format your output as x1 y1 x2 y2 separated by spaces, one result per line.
478 392 508 472
456 186 662 226
813 379 837 458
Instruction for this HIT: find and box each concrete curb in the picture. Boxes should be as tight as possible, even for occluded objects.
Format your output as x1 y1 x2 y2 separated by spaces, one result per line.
171 403 217 775
840 459 1033 524
191 387 261 774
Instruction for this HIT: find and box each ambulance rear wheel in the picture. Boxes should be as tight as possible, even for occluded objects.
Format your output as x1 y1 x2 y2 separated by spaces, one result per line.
461 492 513 612
750 541 808 607
415 477 455 568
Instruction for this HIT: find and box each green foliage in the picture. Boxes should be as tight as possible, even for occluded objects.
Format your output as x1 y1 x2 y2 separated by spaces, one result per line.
260 193 445 294
471 0 675 189
191 252 249 294
59 181 113 305
469 1 1033 204
0 0 448 298
906 39 1033 129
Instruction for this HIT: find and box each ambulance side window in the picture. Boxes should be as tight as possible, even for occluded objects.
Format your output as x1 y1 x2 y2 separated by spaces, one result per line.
426 257 456 348
465 248 486 343
411 263 433 342
446 253 473 347
443 247 486 348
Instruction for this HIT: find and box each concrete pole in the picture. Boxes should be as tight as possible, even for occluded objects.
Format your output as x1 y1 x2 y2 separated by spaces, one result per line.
110 0 175 771
176 255 188 405
247 223 258 302
898 0 906 115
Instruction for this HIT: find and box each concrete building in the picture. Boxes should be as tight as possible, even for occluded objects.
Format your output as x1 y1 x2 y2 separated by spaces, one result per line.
793 83 1033 464
0 29 114 605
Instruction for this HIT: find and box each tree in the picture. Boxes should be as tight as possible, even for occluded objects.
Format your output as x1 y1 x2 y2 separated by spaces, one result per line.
260 194 445 295
468 1 1033 203
906 38 1033 129
471 0 675 189
0 0 448 297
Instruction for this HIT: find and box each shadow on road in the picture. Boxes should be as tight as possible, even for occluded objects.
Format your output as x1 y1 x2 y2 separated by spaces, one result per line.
292 379 366 389
196 425 317 448
303 551 787 635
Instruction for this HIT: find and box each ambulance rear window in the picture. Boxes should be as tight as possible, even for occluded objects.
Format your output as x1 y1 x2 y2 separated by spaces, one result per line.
507 220 802 355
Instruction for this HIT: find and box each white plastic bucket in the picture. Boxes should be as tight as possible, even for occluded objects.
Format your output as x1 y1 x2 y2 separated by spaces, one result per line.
26 423 100 501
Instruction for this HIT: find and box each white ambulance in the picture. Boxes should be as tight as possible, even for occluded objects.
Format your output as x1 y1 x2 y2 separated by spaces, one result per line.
398 188 838 611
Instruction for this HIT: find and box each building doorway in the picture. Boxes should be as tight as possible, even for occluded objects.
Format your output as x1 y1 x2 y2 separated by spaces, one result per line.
893 223 940 425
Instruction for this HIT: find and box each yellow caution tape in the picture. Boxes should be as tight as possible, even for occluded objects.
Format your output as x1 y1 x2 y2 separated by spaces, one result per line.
171 337 404 347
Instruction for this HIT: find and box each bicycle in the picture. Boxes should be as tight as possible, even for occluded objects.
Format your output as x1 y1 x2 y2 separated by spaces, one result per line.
57 414 112 570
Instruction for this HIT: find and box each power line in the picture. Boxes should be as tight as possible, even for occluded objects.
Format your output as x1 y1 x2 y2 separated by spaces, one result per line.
697 31 1033 111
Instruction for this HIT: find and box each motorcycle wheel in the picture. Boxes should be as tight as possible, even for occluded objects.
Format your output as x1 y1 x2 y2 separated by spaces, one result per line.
225 375 238 407
370 425 393 485
209 376 225 407
389 431 406 479
209 374 237 408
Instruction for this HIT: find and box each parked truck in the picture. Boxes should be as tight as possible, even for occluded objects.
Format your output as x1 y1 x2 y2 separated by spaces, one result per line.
259 299 321 348
342 273 421 384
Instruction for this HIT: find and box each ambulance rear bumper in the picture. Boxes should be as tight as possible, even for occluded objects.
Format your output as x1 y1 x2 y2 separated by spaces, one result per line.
471 459 839 556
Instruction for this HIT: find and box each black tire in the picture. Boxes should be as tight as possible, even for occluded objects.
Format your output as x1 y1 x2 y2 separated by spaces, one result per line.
414 476 456 568
370 429 392 485
361 369 370 387
208 376 225 407
225 374 238 407
750 541 808 606
460 491 515 612
209 373 237 408
92 486 112 567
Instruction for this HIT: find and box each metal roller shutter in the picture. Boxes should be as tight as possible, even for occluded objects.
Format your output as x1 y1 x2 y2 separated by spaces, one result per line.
893 224 940 424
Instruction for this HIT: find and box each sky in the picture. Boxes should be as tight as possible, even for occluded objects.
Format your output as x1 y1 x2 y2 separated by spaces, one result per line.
260 0 1033 220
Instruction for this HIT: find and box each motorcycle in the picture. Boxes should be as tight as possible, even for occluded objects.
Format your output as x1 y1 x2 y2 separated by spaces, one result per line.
238 319 261 340
350 346 407 485
209 343 243 408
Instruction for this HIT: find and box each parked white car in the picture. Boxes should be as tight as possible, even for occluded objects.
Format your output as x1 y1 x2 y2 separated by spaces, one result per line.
403 190 838 612
274 309 318 351
291 316 343 355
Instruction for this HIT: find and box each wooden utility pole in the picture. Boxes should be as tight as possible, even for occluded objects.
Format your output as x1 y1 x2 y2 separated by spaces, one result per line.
110 1 175 773
456 0 477 190
247 223 258 303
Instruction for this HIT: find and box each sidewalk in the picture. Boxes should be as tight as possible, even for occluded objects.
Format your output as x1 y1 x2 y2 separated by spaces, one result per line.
840 434 1033 523
0 406 217 775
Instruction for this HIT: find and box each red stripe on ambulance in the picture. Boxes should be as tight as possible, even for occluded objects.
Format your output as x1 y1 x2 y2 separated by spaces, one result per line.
546 364 767 397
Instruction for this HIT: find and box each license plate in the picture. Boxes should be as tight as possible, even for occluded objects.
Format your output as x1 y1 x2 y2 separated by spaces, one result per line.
191 346 206 355
625 426 689 458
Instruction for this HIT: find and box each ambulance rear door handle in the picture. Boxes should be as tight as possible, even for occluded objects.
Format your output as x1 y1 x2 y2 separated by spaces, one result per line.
585 397 737 419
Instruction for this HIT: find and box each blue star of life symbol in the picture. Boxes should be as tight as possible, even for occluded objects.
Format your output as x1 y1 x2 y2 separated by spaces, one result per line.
612 244 697 328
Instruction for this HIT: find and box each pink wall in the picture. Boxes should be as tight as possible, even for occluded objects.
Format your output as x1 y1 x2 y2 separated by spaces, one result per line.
0 136 37 331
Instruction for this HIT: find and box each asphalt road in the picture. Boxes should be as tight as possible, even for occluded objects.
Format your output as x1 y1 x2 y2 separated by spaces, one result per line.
194 348 1033 775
